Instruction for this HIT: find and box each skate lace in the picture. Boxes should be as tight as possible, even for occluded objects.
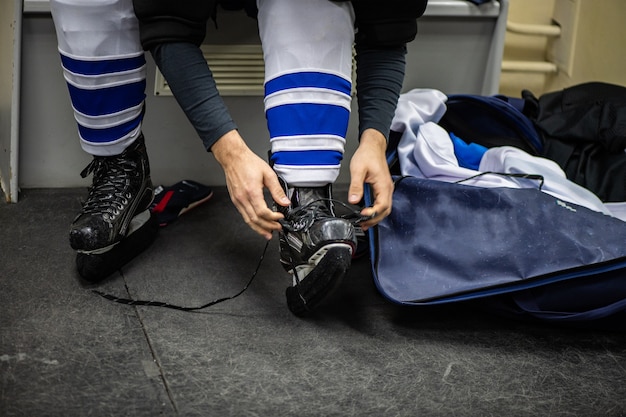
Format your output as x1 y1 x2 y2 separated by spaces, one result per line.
92 201 369 312
92 240 270 312
279 198 369 233
80 157 136 219
279 199 332 232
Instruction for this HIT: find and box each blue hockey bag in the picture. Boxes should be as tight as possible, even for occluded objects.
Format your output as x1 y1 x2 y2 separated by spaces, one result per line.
368 176 626 329
367 91 626 329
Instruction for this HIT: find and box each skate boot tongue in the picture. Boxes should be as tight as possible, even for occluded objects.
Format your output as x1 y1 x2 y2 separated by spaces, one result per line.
79 157 135 217
281 186 334 232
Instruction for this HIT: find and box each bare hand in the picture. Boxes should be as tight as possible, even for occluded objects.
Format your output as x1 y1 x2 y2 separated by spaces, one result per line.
212 131 290 239
348 129 394 230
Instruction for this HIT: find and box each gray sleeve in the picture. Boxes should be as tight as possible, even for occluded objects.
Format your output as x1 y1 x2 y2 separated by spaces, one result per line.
354 44 407 141
151 42 238 151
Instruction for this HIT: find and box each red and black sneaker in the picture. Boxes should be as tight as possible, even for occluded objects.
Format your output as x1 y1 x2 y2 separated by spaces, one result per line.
150 180 214 227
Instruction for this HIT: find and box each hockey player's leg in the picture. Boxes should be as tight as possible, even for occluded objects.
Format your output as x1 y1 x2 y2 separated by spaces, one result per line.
50 0 157 282
258 0 357 315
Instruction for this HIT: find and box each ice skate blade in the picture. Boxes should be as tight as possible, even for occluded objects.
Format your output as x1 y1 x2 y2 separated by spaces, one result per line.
76 212 158 283
285 245 352 317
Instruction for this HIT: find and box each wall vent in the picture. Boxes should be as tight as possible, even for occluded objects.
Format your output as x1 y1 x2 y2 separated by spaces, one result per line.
154 44 265 97
155 44 357 97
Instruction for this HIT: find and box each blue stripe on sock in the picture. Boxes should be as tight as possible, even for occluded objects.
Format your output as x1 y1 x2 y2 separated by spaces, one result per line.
67 80 146 116
60 54 146 76
265 72 351 96
266 103 349 138
78 114 143 144
271 150 344 166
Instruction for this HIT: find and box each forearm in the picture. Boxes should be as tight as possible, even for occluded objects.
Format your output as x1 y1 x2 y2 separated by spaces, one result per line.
355 44 407 142
151 42 238 151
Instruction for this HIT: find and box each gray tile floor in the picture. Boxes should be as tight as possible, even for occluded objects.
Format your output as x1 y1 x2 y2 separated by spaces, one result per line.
1 187 625 416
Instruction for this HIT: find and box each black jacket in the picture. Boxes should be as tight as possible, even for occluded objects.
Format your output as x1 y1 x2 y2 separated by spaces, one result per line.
133 0 428 50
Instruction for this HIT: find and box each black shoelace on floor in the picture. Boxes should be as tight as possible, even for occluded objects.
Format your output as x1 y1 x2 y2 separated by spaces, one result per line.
92 240 270 312
92 199 370 312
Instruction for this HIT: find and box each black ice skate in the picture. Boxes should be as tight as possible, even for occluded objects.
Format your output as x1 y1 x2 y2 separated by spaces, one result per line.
276 181 357 316
70 135 157 282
